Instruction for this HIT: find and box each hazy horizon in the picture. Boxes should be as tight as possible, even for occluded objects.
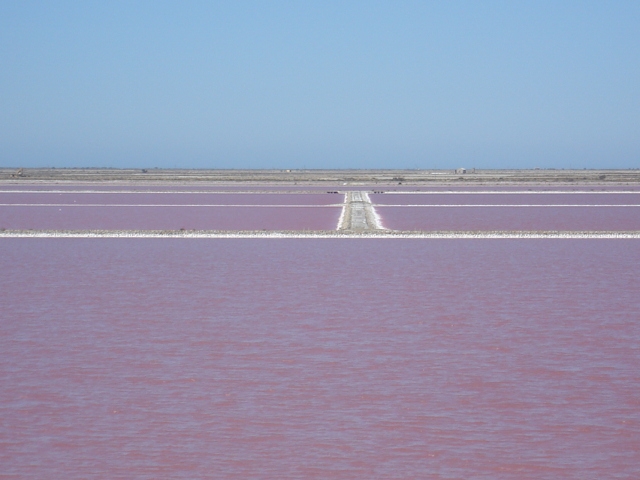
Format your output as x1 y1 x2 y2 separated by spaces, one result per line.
2 1 639 170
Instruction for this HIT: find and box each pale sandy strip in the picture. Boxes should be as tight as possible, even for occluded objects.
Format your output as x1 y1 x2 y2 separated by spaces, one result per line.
0 204 343 207
4 204 636 208
0 190 339 195
379 191 640 195
336 193 349 230
2 190 639 195
2 231 639 239
362 192 385 229
374 204 640 207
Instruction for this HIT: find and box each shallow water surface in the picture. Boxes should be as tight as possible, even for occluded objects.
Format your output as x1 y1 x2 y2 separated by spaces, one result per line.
371 192 640 206
0 205 342 231
0 192 341 206
376 205 640 231
1 239 639 478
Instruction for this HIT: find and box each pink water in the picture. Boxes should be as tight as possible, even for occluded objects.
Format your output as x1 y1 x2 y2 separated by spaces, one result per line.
0 184 348 192
0 191 343 230
1 238 639 478
377 206 640 231
371 193 640 206
0 192 342 206
0 206 342 230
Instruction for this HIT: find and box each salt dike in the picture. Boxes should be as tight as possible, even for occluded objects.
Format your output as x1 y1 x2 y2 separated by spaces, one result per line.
2 230 640 238
337 191 385 231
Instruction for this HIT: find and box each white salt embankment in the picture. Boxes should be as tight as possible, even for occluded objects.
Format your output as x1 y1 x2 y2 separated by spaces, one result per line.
2 230 640 238
338 191 385 231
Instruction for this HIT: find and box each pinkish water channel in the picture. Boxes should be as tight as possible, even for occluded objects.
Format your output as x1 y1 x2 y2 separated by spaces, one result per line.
376 206 640 231
0 192 343 230
0 205 342 231
370 193 640 206
0 192 342 206
1 238 639 478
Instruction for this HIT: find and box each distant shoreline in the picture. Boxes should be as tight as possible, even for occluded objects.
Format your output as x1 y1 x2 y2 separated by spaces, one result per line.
2 168 640 185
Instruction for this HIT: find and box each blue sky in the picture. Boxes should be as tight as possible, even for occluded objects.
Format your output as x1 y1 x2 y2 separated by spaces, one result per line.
1 1 639 169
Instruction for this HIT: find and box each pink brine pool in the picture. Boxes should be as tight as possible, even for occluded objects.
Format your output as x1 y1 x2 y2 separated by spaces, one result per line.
370 193 640 206
1 238 639 478
0 190 343 230
0 206 342 231
376 206 640 231
0 192 343 206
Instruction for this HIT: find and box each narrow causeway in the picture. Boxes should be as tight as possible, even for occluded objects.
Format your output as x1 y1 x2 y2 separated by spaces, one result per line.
338 191 384 231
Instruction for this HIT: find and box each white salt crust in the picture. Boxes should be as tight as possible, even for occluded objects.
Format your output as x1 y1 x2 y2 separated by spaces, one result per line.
1 230 639 239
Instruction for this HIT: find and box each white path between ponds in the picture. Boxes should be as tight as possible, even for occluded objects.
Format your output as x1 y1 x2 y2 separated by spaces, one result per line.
0 204 342 207
337 192 385 231
2 231 640 238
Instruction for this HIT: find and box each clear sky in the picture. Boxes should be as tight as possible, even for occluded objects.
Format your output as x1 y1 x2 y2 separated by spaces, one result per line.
1 1 639 169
